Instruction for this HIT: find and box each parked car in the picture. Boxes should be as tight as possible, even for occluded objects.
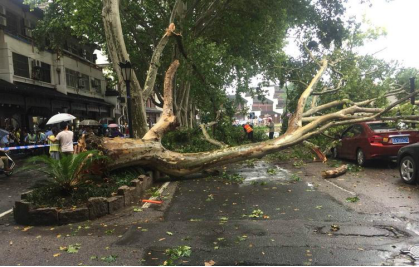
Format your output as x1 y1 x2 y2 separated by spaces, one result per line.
332 121 419 166
397 143 419 184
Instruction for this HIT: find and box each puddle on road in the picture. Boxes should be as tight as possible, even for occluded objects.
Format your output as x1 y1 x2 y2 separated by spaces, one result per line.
233 161 291 185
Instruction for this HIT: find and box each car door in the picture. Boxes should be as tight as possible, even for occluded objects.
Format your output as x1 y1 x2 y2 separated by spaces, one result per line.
339 126 354 159
346 124 364 160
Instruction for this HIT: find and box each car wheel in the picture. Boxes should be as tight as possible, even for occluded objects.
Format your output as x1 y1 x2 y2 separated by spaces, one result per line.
331 148 338 159
400 156 417 184
356 148 366 166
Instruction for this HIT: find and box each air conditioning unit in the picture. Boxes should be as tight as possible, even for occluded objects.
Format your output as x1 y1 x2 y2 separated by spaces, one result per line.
78 79 86 89
0 16 6 27
25 28 32 38
31 59 41 67
91 78 100 88
24 19 33 29
0 5 6 16
32 67 41 80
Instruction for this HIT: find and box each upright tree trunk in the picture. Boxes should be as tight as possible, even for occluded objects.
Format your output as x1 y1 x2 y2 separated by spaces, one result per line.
102 0 148 137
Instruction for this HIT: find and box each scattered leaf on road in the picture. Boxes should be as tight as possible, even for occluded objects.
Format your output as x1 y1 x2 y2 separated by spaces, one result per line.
346 196 360 203
53 253 61 257
205 260 216 266
66 243 81 254
330 225 340 232
166 232 173 236
22 226 32 232
101 255 118 263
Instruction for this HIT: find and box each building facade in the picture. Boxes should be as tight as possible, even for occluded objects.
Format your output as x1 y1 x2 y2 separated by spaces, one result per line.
0 0 121 132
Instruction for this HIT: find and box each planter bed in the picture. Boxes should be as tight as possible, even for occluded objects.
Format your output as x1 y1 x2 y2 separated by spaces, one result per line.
14 173 154 226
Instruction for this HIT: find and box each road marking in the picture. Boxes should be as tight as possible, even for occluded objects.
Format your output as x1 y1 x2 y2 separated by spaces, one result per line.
141 182 170 209
324 179 357 196
0 209 13 218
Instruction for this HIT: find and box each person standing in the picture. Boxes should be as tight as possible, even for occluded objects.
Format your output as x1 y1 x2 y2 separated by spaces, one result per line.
48 128 60 160
52 122 74 156
0 134 9 148
25 131 37 144
243 122 254 142
268 118 275 139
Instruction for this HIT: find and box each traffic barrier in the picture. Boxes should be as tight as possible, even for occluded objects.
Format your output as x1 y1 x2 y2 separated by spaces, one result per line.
0 142 78 151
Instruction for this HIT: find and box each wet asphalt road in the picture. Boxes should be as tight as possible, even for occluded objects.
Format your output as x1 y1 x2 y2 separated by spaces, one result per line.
0 159 47 213
0 160 419 265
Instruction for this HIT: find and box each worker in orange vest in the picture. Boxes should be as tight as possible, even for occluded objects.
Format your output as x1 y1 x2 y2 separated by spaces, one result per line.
243 122 254 142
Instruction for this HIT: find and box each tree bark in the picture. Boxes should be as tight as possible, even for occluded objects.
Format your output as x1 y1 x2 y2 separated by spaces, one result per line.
102 0 148 137
322 165 348 178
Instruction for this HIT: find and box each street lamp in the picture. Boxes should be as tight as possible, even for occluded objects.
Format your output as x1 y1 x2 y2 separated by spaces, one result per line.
119 60 133 138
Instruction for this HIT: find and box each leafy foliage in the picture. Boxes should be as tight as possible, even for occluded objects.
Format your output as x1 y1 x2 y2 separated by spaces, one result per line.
25 151 108 194
164 246 191 266
221 172 245 184
346 196 360 203
26 166 139 208
248 209 264 218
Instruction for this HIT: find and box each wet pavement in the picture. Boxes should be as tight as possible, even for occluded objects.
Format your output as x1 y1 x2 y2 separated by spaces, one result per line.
121 161 419 265
1 159 419 265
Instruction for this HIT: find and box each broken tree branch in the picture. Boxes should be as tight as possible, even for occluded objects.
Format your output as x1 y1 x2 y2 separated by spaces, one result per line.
143 60 180 141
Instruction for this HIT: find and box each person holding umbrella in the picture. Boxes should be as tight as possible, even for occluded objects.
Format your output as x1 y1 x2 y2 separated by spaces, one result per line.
49 122 74 156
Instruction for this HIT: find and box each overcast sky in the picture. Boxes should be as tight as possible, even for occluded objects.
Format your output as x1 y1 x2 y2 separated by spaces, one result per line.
348 0 419 69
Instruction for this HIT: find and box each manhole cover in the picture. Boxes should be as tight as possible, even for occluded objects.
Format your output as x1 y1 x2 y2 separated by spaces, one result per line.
401 245 419 259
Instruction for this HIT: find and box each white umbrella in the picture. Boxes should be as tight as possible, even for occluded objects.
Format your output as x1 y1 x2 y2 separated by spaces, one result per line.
46 113 76 125
0 128 9 139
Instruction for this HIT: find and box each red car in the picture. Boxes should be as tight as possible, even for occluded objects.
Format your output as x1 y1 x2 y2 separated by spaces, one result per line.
332 121 419 166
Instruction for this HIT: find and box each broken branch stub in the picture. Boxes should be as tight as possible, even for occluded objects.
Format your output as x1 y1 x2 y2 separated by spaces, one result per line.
322 165 348 178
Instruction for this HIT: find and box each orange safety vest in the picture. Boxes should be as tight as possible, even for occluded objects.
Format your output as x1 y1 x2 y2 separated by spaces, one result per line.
244 124 253 133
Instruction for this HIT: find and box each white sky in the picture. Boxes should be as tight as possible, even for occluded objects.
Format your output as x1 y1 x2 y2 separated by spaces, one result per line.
285 0 419 69
348 0 419 69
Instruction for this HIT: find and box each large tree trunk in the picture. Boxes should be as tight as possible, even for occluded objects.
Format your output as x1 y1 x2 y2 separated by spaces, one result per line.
102 0 148 137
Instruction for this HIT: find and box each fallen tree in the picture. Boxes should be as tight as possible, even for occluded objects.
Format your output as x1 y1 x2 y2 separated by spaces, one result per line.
88 59 417 177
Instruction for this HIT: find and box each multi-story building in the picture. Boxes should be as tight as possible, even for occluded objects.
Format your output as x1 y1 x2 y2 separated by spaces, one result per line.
0 0 121 132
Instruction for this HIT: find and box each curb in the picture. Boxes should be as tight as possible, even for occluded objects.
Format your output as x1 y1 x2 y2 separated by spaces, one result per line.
13 174 153 226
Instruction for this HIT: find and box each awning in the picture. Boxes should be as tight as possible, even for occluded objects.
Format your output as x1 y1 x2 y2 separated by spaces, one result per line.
68 93 113 107
0 80 114 109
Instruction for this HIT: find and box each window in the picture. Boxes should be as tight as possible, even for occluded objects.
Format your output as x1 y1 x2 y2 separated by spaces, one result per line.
66 68 78 88
92 78 102 93
12 53 30 78
80 74 90 91
40 62 51 83
368 122 397 132
5 10 19 35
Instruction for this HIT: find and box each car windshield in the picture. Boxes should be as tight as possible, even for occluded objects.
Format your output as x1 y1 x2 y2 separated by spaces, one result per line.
368 123 397 132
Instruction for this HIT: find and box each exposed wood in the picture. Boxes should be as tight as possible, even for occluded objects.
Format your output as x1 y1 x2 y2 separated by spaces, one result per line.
143 60 180 141
322 165 348 178
303 141 327 162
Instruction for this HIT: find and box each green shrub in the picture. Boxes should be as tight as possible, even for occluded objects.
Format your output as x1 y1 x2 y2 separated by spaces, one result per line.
26 165 141 208
25 151 108 195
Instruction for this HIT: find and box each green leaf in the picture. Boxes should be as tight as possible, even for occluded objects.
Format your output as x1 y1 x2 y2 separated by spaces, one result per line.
66 243 81 254
346 196 360 203
166 231 173 236
101 255 118 263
